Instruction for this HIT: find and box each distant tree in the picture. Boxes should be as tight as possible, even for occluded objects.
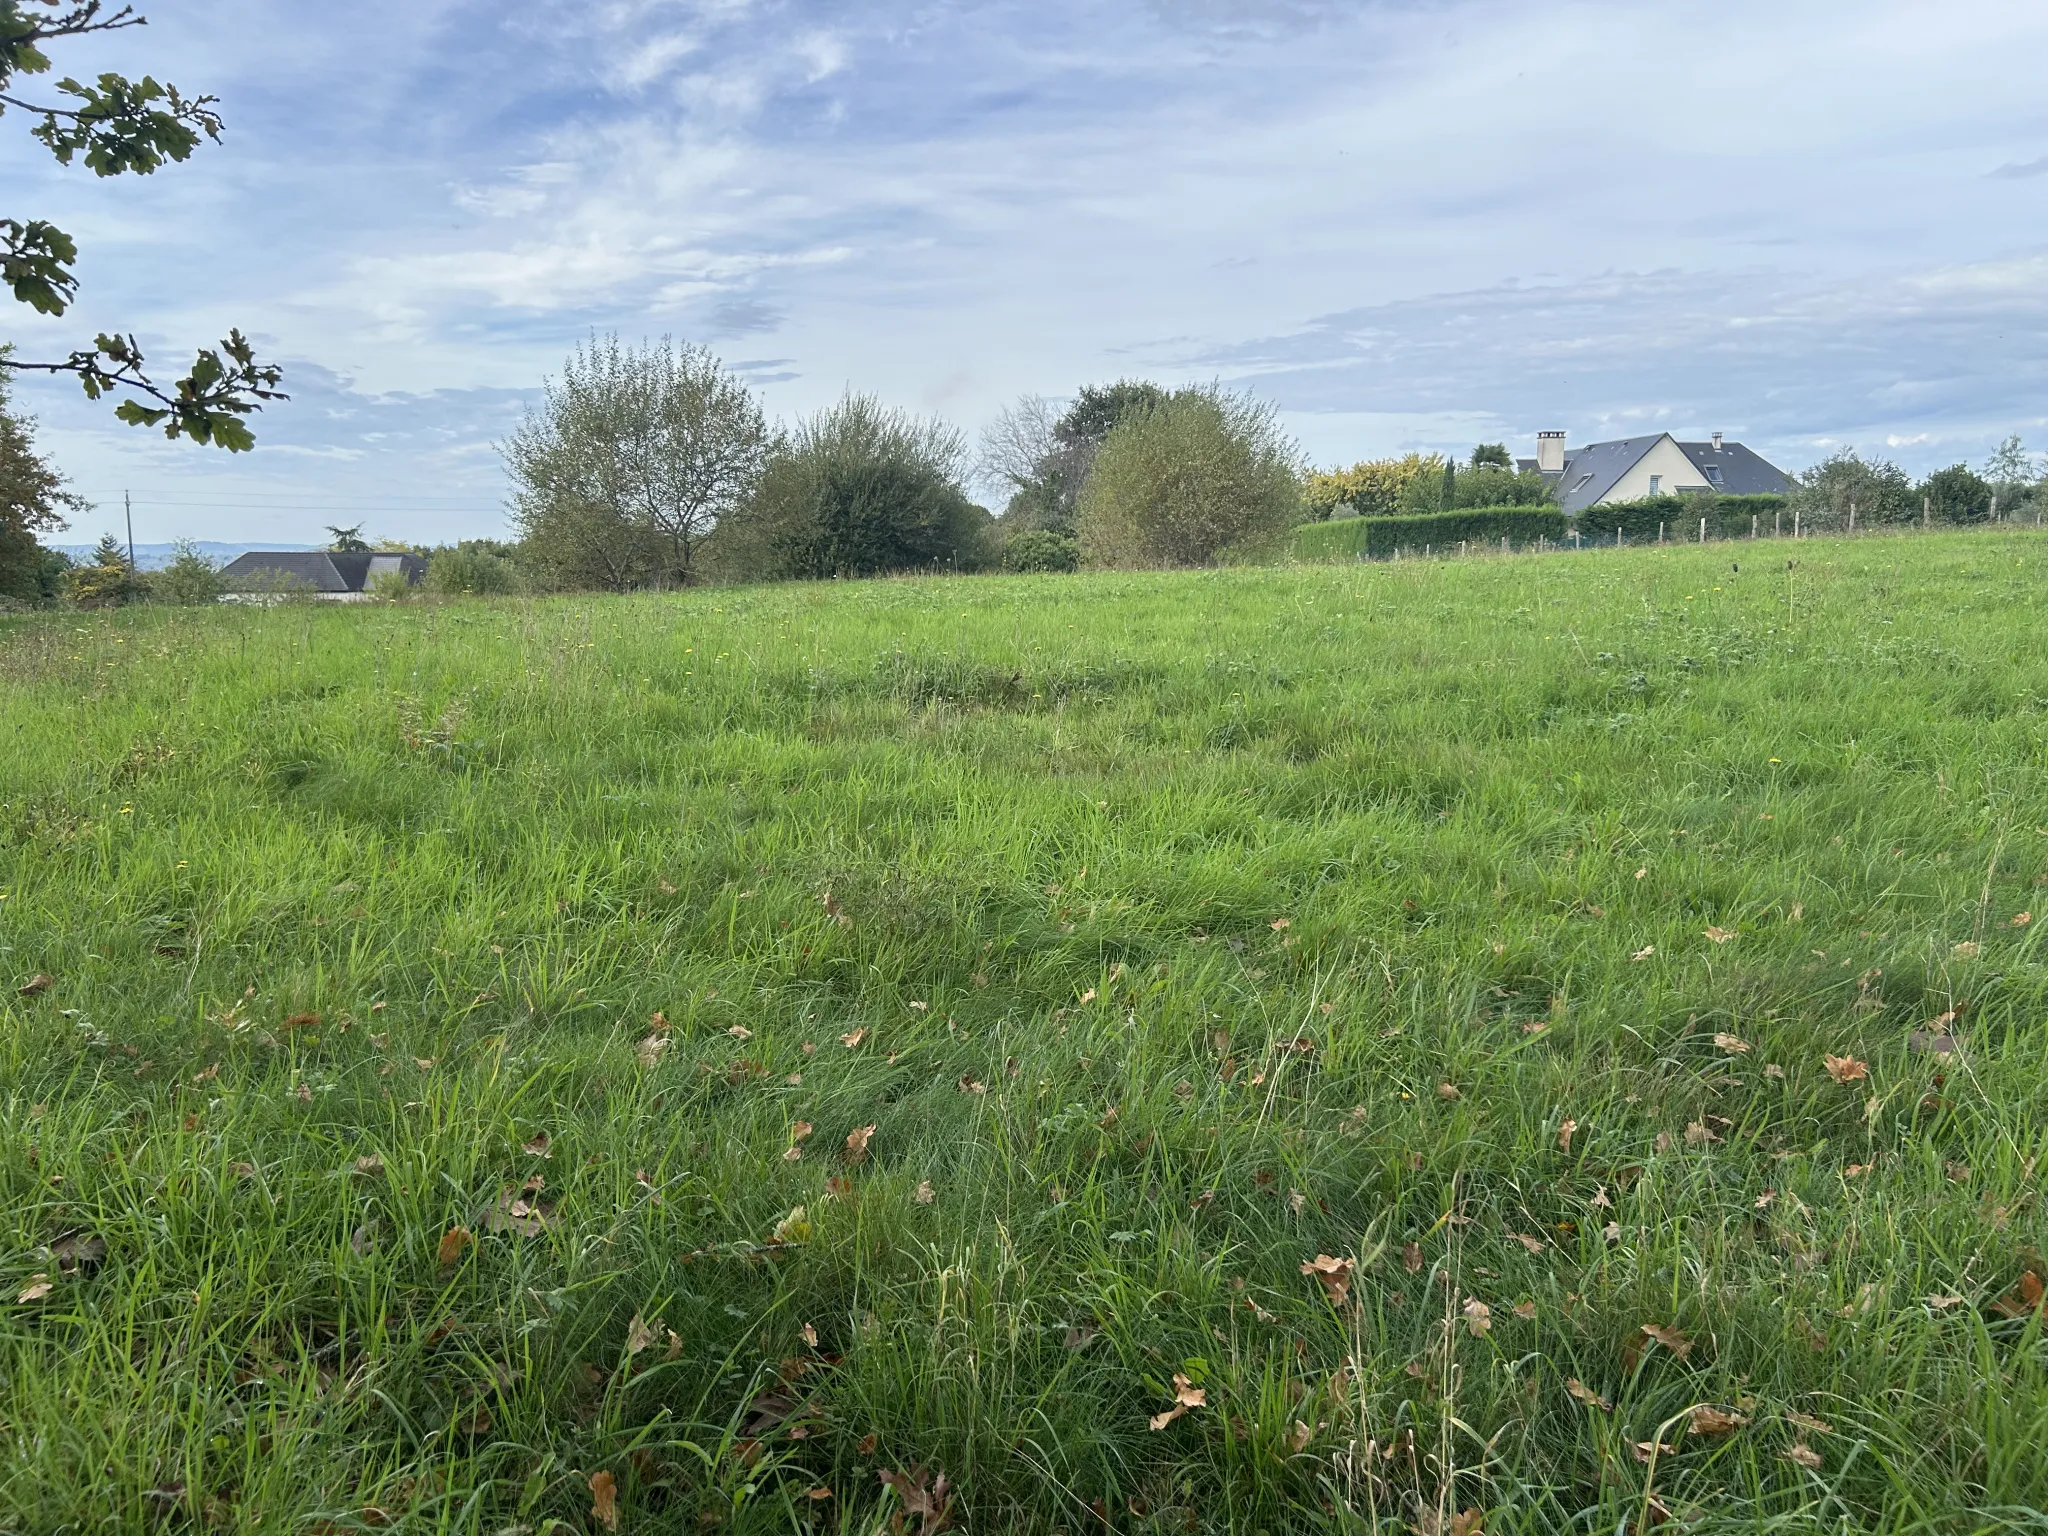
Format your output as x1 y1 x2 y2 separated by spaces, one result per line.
1000 528 1079 573
1448 463 1552 510
0 1 285 446
150 537 222 604
1920 463 1993 524
1077 385 1302 568
714 393 990 580
0 353 86 602
978 381 1166 538
1469 443 1512 470
67 530 145 605
1304 454 1440 519
1787 448 1916 530
326 524 370 552
1982 435 2039 519
504 334 769 590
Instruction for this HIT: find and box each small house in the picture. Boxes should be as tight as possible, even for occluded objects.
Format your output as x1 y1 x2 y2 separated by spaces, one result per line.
220 550 426 601
1517 432 1791 516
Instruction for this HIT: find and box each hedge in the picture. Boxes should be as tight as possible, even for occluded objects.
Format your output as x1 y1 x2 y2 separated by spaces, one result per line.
1571 493 1788 543
1292 507 1566 561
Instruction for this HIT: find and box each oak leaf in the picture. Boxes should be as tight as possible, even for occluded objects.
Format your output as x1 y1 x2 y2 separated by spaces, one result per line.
1822 1054 1867 1084
1462 1298 1492 1336
1301 1253 1355 1307
1565 1378 1610 1410
589 1469 619 1530
844 1124 876 1164
436 1226 473 1265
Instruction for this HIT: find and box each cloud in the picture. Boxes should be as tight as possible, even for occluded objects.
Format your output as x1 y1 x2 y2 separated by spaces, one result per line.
1989 155 2048 180
704 297 786 337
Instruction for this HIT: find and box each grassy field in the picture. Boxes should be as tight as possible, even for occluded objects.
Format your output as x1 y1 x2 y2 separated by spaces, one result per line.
4 532 2048 1534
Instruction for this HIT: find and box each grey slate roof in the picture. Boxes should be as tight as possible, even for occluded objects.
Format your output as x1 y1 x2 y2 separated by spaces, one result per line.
1553 434 1666 516
1675 440 1792 497
221 551 425 592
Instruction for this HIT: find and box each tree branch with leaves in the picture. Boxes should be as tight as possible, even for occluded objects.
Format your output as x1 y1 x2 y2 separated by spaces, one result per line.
0 0 284 449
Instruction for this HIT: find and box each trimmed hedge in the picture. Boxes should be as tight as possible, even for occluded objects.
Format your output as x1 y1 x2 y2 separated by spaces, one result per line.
1572 493 1788 543
1293 507 1566 561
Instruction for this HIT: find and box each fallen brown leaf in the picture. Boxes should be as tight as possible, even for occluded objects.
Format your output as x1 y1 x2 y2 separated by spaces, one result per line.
1402 1242 1424 1275
1704 926 1735 944
1993 1270 2046 1319
636 1034 668 1069
626 1312 659 1356
15 973 54 998
914 1179 936 1205
1631 1439 1677 1464
1823 1054 1868 1084
522 1131 552 1157
1557 1117 1578 1153
1513 1301 1537 1321
840 1027 867 1049
1437 1082 1461 1101
1713 1032 1750 1054
1785 1443 1822 1469
589 1468 619 1530
1631 945 1655 961
16 1274 52 1303
1288 1419 1313 1452
1513 1232 1546 1255
1462 1298 1492 1336
1302 1253 1356 1307
1690 1406 1746 1436
1565 1378 1610 1411
436 1226 473 1265
1148 1371 1207 1430
1638 1322 1692 1360
844 1124 877 1164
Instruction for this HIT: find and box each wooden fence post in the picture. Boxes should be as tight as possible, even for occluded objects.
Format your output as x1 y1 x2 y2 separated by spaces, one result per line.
1698 516 1706 543
1923 496 1930 529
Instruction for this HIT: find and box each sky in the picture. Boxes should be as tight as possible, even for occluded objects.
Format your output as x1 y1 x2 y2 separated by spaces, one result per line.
8 0 2048 546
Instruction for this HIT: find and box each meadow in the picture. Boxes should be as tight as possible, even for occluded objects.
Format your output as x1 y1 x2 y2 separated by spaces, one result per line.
2 531 2047 1535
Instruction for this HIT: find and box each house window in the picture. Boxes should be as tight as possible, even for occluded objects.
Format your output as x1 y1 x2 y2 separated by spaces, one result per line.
1705 466 1723 486
1649 474 1662 495
1571 474 1595 492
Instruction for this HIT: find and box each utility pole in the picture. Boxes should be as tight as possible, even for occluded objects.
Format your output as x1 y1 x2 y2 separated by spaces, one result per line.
124 490 136 570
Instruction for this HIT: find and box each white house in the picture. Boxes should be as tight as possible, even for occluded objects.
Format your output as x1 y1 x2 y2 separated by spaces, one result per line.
1517 432 1792 515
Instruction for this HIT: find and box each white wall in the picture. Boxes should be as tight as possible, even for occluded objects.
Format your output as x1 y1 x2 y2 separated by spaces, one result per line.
1600 436 1713 503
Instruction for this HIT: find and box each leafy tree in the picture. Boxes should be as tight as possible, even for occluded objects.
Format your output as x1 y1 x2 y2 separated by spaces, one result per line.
1787 447 1916 530
504 334 768 590
1469 443 1512 470
1449 463 1551 510
1077 385 1302 568
978 381 1165 538
67 529 144 605
714 393 989 580
1982 435 2039 519
0 1 284 446
0 351 85 601
1920 463 1993 524
150 537 221 604
1304 454 1441 519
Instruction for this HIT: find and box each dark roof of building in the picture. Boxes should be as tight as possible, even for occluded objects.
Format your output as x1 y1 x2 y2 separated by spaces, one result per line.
1553 434 1666 516
221 551 425 592
1676 440 1792 496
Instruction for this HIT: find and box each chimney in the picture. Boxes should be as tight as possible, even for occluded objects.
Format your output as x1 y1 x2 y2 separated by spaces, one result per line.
1711 431 1724 454
1536 430 1566 475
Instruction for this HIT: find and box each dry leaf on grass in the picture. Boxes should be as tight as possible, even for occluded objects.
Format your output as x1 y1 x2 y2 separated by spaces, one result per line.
1449 1511 1484 1536
1993 1270 2046 1319
1784 1443 1823 1469
1402 1242 1425 1275
522 1131 552 1157
626 1312 660 1356
876 1465 953 1532
1631 1439 1677 1464
436 1226 473 1265
1436 1083 1461 1101
1784 1411 1833 1434
914 1180 936 1205
636 1034 668 1069
1513 1233 1546 1254
1513 1301 1538 1321
1557 1118 1578 1153
1713 1033 1750 1054
791 1120 814 1142
1925 1292 1965 1311
1288 1419 1314 1452
353 1155 384 1178
1301 1254 1356 1307
1637 1322 1693 1360
1631 946 1655 961
1953 941 1980 957
840 1028 867 1049
1704 926 1735 944
1823 1054 1868 1084
16 1274 52 1303
1690 1406 1747 1435
1462 1298 1492 1336
1565 1378 1610 1411
589 1469 619 1531
1148 1372 1207 1430
844 1124 876 1164
16 973 54 997
50 1233 105 1272
770 1206 811 1244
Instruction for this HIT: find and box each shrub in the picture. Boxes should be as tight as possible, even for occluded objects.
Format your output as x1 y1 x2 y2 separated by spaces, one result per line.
426 544 523 596
1001 528 1079 573
712 393 991 581
1787 449 1915 531
1573 493 1786 543
1078 386 1302 568
365 568 414 603
66 534 148 607
151 539 224 605
1920 464 1993 524
1293 507 1565 561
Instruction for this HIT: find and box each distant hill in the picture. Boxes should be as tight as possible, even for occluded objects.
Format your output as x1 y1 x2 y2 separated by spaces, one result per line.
50 542 321 571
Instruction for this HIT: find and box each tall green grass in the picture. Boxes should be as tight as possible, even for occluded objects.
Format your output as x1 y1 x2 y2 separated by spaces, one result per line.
3 532 2047 1533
